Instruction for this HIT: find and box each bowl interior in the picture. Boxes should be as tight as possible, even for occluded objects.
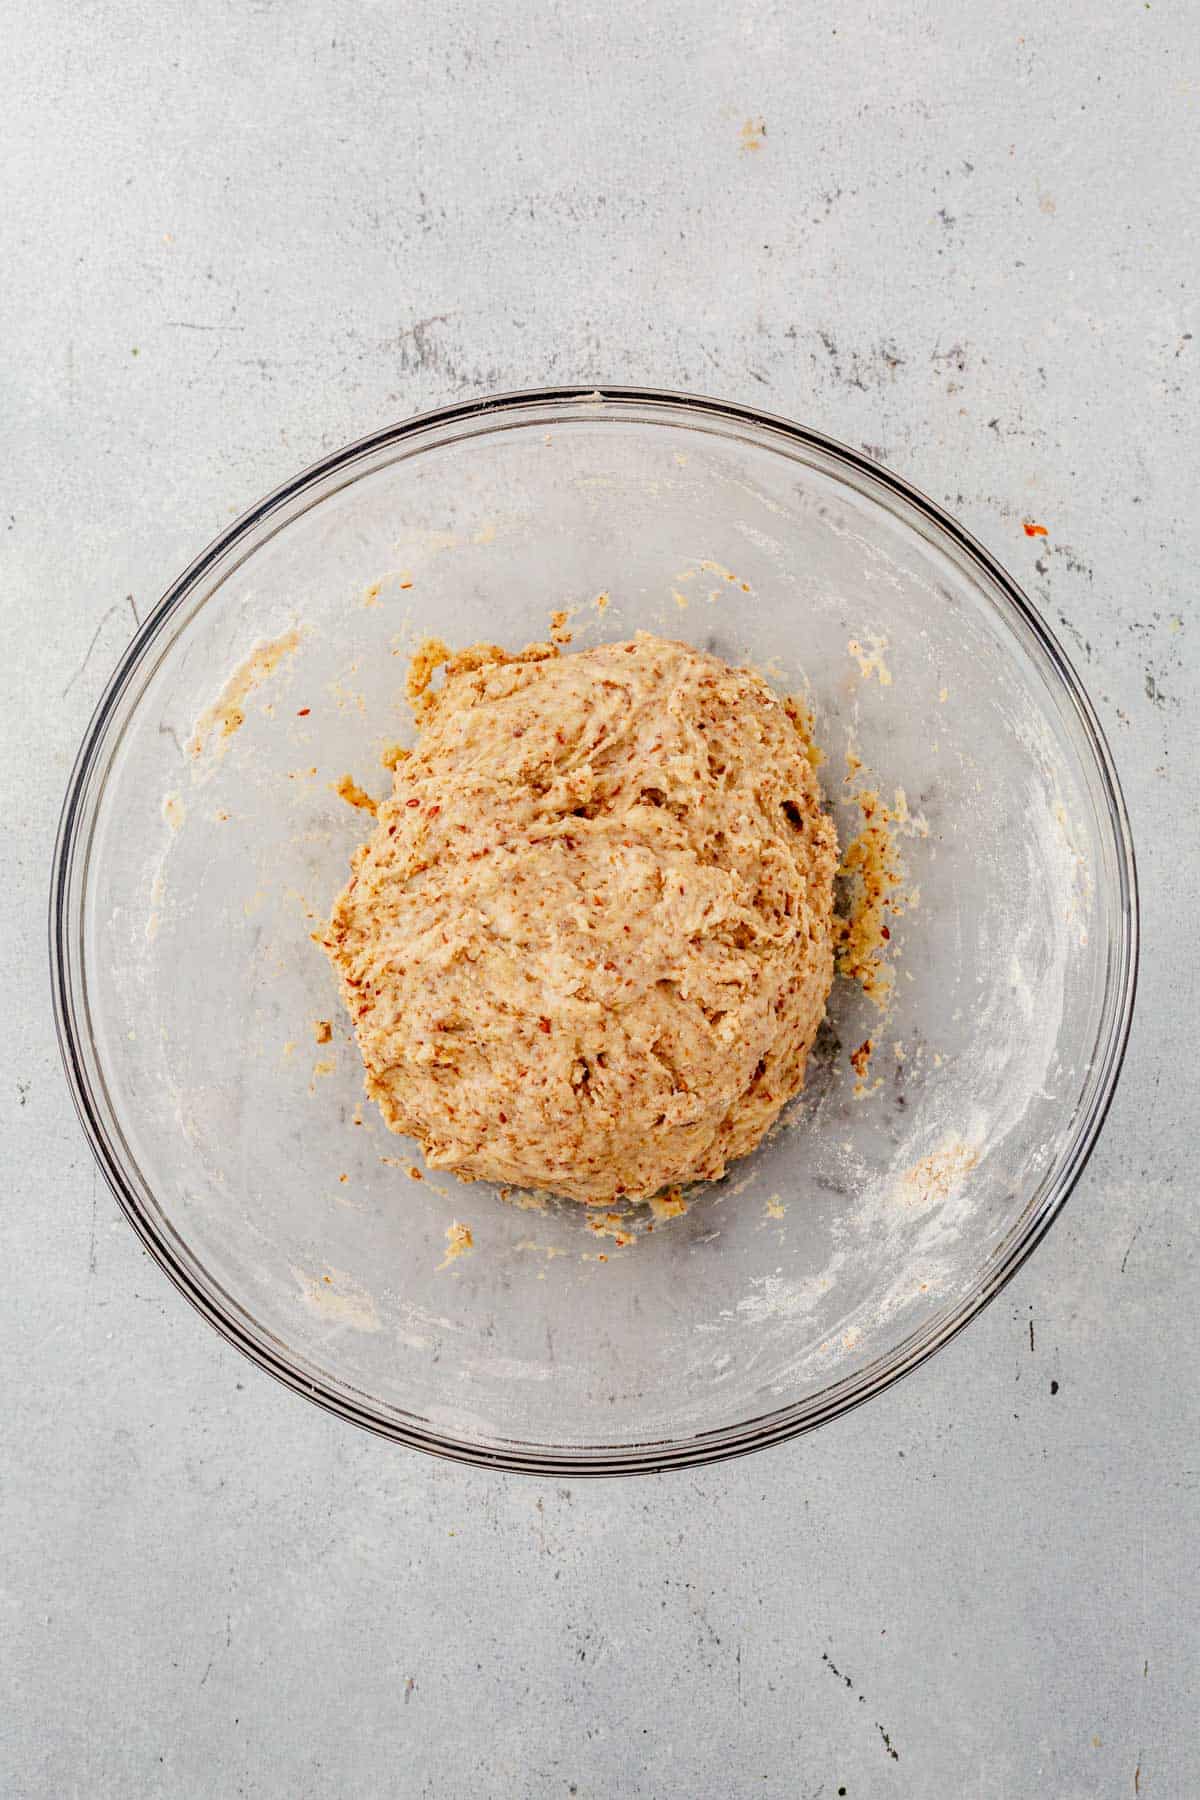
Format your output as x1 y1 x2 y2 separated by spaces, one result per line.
61 394 1131 1468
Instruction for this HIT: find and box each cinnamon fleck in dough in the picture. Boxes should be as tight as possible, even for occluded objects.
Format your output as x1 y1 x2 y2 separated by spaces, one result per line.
324 633 838 1204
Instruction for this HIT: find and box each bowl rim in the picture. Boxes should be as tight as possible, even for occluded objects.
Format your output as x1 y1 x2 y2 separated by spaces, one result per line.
49 383 1140 1475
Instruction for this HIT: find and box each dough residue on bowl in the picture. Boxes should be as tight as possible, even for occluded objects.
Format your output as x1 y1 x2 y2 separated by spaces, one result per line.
187 627 304 763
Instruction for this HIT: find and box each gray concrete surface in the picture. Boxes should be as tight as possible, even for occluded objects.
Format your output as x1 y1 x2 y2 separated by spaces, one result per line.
3 3 1197 1795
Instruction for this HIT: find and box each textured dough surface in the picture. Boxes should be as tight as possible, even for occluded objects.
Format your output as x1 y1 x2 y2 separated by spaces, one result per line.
325 633 838 1204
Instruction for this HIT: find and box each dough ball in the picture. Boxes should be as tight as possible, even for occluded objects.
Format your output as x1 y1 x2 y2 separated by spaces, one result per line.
325 633 838 1204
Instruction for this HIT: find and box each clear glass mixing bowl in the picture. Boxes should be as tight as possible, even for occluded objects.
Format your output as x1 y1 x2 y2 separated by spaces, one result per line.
51 388 1137 1473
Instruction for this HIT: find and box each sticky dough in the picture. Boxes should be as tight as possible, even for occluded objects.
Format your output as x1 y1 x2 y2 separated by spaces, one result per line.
325 633 838 1204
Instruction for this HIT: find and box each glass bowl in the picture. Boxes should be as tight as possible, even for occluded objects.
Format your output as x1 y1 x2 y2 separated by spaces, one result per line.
51 387 1137 1474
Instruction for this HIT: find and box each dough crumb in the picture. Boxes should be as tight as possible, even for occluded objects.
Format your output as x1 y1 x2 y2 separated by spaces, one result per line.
847 634 893 686
850 1036 874 1096
332 774 379 816
313 1019 332 1044
438 1221 474 1269
587 1212 636 1248
405 636 454 704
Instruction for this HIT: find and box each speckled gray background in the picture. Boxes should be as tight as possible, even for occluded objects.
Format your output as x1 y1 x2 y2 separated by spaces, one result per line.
3 3 1196 1796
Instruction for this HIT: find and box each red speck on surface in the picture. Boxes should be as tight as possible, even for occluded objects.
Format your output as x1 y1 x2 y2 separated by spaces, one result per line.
1023 521 1048 537
538 1017 552 1034
297 707 311 716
